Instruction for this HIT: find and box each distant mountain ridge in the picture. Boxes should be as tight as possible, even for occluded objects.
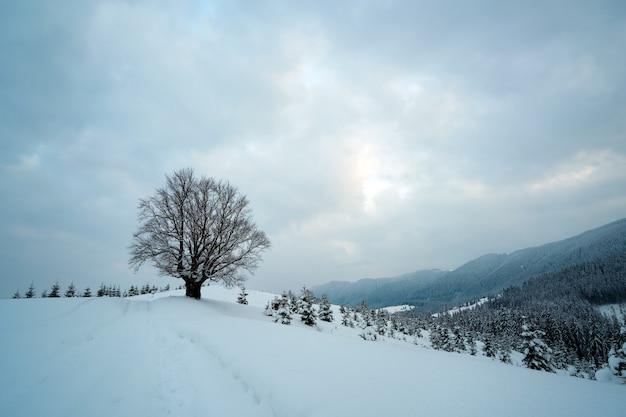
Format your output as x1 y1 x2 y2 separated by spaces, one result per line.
312 218 626 312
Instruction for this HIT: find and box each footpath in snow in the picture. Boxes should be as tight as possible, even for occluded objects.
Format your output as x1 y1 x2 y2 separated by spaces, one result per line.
1 286 625 417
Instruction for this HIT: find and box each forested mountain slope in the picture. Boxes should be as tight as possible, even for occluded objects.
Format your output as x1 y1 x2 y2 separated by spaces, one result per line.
311 269 445 308
412 252 626 374
313 218 626 311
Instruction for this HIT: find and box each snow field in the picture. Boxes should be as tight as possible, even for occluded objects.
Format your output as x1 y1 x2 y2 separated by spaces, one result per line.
1 286 625 417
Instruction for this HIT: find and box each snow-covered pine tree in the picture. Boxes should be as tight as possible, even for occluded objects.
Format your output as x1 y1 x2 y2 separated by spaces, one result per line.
128 285 137 297
452 326 465 352
318 294 333 322
274 292 292 325
360 325 378 341
352 311 359 326
40 290 47 298
498 344 512 364
25 283 36 298
339 305 348 324
587 319 606 368
375 310 388 336
65 282 76 298
483 335 496 358
340 305 354 327
370 310 378 327
466 331 477 355
521 323 554 372
49 282 61 298
83 287 92 297
97 283 106 297
298 286 317 326
357 299 369 316
361 308 374 328
12 290 21 299
430 324 450 351
608 342 626 383
289 291 299 314
237 286 249 305
264 296 280 317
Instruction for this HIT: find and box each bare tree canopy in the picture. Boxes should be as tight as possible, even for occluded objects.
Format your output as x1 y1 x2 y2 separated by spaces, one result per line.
129 168 271 299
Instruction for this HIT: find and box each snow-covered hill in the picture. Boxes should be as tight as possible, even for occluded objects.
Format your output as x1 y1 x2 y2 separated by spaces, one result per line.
1 286 624 417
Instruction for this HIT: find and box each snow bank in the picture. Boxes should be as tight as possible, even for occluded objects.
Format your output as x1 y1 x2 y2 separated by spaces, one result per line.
1 286 624 417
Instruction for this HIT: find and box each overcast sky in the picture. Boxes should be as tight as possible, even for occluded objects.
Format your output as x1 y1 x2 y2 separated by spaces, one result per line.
2 0 625 297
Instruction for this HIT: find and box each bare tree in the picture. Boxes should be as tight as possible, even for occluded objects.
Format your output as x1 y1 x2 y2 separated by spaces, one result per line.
129 168 271 299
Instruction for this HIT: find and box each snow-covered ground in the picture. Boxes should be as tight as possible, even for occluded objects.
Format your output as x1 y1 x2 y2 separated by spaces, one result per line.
433 297 490 317
381 304 414 314
1 286 624 417
598 303 626 323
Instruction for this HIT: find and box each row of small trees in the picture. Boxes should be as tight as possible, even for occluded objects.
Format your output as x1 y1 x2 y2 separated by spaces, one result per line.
12 282 173 299
264 287 333 326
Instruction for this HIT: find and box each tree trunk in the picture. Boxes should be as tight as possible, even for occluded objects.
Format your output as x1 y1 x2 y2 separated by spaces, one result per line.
185 281 202 299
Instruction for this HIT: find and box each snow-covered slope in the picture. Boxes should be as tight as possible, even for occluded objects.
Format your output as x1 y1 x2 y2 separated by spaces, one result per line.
1 287 624 417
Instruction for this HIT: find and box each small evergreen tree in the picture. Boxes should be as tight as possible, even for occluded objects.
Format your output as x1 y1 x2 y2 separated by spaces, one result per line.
237 286 249 305
40 290 47 298
430 325 451 351
360 325 378 341
65 282 76 298
521 323 554 372
498 344 512 364
25 283 36 298
367 310 376 328
483 336 496 358
340 305 352 327
83 287 92 298
439 325 454 352
298 286 317 326
375 310 388 336
49 282 61 298
288 291 299 314
357 300 371 324
12 290 21 299
128 285 138 297
274 292 292 325
357 306 374 328
265 296 280 317
466 331 477 355
318 294 333 322
608 342 626 383
452 326 465 352
97 283 106 297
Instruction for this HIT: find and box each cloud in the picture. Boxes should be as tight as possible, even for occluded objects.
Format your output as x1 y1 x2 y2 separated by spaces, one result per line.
1 1 625 296
529 150 626 192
